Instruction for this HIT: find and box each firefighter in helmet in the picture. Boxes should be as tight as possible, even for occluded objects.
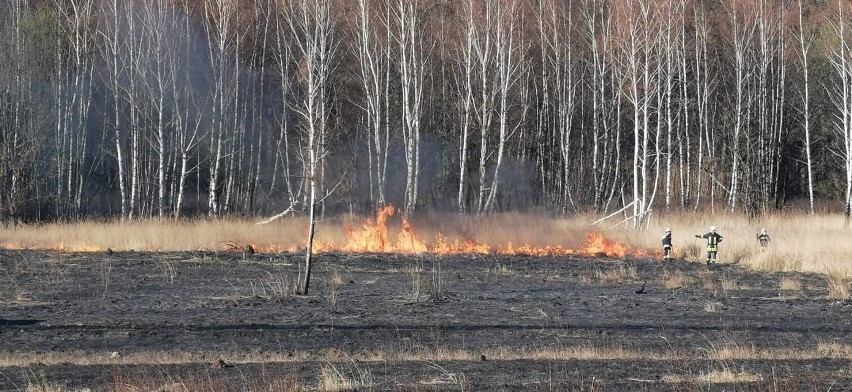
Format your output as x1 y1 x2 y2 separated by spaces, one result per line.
695 226 723 265
756 228 770 248
662 228 673 262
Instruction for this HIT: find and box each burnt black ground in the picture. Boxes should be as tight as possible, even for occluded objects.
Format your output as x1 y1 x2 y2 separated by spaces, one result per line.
0 250 850 391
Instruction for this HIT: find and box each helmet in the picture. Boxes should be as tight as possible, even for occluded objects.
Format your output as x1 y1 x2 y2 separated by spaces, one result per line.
665 228 671 233
761 228 767 234
710 226 716 232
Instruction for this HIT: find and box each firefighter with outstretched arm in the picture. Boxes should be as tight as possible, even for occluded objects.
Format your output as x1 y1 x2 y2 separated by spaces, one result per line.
695 226 723 265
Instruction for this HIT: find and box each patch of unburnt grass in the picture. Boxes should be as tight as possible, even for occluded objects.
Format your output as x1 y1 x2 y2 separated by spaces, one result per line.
825 269 850 300
662 268 693 290
595 263 637 284
746 249 803 272
405 261 424 302
247 271 297 299
104 366 309 392
3 341 852 374
317 359 373 392
779 276 802 292
703 301 723 313
698 268 716 291
662 367 763 384
327 269 345 311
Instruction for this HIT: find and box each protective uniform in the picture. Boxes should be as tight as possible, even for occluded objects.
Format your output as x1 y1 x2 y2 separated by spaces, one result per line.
661 228 672 261
695 226 723 265
757 228 770 248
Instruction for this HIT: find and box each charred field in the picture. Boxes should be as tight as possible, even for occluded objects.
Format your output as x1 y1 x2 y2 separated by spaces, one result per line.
0 249 850 391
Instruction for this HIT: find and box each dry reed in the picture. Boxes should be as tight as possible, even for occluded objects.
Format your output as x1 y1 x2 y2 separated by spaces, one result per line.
1 212 851 277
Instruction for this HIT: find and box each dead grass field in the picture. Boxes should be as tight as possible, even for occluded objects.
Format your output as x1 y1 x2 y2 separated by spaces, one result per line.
0 212 849 273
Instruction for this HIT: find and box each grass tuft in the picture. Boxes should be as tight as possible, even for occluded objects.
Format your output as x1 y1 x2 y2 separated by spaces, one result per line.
662 269 692 289
317 360 372 392
825 269 850 300
779 276 802 292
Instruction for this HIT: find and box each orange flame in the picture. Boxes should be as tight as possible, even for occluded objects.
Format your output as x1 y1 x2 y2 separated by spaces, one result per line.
0 205 661 259
334 205 657 259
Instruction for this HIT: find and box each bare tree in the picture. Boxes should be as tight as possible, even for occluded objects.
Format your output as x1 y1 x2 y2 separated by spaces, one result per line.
52 0 96 219
394 0 429 217
583 0 623 214
356 0 391 209
202 0 240 216
172 0 206 220
285 0 336 294
724 0 758 212
830 0 852 223
795 0 816 214
482 0 525 213
100 0 129 219
613 0 659 227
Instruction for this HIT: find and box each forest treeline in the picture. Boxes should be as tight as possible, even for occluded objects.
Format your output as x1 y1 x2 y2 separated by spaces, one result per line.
1 0 852 225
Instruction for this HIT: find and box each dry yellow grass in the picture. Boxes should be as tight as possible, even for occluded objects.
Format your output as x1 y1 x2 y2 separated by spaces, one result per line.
1 212 851 277
317 362 370 392
662 269 692 289
596 264 637 284
620 212 852 275
662 369 763 384
825 269 851 300
0 342 849 370
779 276 802 292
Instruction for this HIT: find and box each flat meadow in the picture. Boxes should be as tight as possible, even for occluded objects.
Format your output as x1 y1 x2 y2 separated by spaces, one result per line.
1 211 850 276
0 211 850 390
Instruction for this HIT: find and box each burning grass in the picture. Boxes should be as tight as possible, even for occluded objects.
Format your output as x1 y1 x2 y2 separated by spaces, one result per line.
0 207 656 259
2 209 851 276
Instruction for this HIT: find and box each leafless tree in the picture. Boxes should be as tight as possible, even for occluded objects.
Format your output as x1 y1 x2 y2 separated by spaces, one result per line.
394 0 429 217
285 0 336 294
52 0 96 219
795 0 816 214
356 0 391 209
829 0 852 223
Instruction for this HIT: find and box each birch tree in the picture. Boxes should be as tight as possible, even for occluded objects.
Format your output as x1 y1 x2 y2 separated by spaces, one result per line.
536 0 580 214
395 0 428 217
138 0 180 218
356 0 391 209
99 0 130 219
725 0 757 212
482 0 525 213
53 0 95 219
286 0 336 294
172 0 206 220
614 0 658 227
0 1 46 224
582 0 622 213
795 0 816 214
830 0 852 223
203 0 239 216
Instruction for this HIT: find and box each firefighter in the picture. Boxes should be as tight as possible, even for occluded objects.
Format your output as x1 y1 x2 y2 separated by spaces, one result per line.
661 228 673 262
695 226 723 265
757 228 770 248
